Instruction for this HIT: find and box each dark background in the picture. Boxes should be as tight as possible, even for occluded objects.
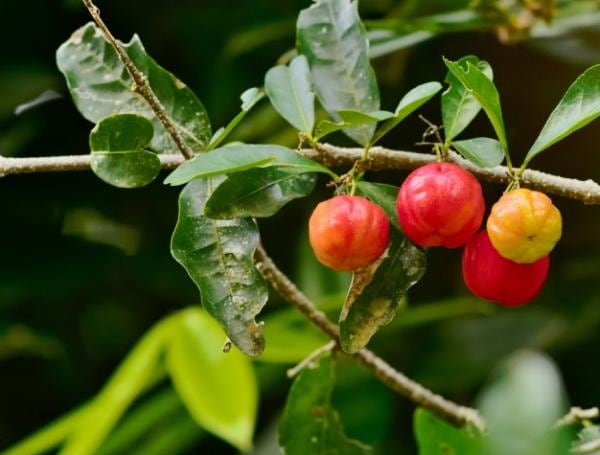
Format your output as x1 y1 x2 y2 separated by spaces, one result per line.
0 0 599 453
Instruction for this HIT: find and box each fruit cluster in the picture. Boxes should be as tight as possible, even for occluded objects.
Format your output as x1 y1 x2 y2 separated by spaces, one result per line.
308 162 562 307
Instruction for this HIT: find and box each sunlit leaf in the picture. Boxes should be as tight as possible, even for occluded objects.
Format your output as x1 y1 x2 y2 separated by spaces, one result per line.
57 23 211 154
166 308 257 451
89 114 160 188
171 178 268 356
414 408 482 455
452 137 504 168
279 355 372 454
297 0 380 146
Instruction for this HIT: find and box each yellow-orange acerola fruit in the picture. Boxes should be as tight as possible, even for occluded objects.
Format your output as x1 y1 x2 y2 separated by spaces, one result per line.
487 188 562 264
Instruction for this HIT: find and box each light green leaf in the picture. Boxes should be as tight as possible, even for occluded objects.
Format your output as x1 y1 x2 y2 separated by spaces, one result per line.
452 137 504 168
297 0 380 146
339 230 426 353
477 350 569 455
57 23 211 154
315 110 393 140
265 55 315 133
355 181 400 230
164 143 333 186
171 178 268 356
371 81 443 145
166 308 257 451
279 355 372 454
525 64 600 164
442 55 493 141
259 308 329 363
89 114 160 188
208 87 265 151
443 58 508 157
414 408 482 455
204 167 317 219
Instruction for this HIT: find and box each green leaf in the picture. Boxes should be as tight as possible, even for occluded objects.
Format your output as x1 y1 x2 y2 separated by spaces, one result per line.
525 64 600 164
60 318 172 455
204 167 317 219
442 55 493 142
355 181 400 230
371 81 443 145
258 308 329 363
297 0 380 146
572 425 600 455
207 87 265 151
166 308 257 451
279 355 372 455
315 110 393 141
452 137 504 168
443 58 508 157
476 350 569 455
171 178 268 356
164 143 333 186
339 230 426 353
57 23 211 154
265 55 315 133
89 114 160 188
414 408 482 455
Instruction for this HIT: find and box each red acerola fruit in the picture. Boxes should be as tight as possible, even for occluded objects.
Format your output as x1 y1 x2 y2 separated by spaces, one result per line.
396 162 485 248
309 195 390 272
462 230 550 307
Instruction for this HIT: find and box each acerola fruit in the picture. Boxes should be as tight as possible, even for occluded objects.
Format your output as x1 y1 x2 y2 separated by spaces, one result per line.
462 230 550 307
396 162 485 248
487 188 562 264
309 195 389 272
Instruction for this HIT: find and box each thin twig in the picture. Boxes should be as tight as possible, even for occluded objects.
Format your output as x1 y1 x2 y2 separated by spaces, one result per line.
555 407 600 429
287 340 337 378
254 245 486 431
81 0 195 160
573 439 600 454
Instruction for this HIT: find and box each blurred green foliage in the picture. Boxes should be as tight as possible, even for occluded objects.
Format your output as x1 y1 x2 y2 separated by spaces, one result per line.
0 0 599 453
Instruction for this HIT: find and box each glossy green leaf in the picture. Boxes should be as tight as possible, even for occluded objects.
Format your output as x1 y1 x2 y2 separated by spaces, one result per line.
452 137 504 168
164 143 333 186
171 178 268 356
442 55 493 141
60 318 172 455
279 355 372 455
314 110 392 140
355 181 400 230
265 55 315 133
258 308 329 363
572 425 600 455
525 64 600 164
204 167 317 219
339 230 426 353
297 0 380 146
166 308 257 451
57 23 211 154
207 87 265 151
443 58 508 155
477 350 569 455
414 408 482 455
371 81 443 145
89 114 160 188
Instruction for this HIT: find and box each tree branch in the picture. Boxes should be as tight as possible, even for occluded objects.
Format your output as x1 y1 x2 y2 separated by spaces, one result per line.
2 144 598 205
254 245 486 432
81 0 195 160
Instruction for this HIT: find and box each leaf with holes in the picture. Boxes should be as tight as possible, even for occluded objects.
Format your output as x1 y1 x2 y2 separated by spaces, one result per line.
339 230 426 353
279 355 372 454
171 178 268 356
89 114 160 188
442 55 493 142
297 0 380 146
57 22 211 154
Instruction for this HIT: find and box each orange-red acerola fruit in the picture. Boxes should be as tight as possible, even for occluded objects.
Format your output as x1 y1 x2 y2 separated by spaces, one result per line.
396 162 485 248
462 230 550 307
309 195 390 272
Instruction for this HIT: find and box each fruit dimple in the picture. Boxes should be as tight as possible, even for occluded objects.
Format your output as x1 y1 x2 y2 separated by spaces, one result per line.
309 195 390 272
